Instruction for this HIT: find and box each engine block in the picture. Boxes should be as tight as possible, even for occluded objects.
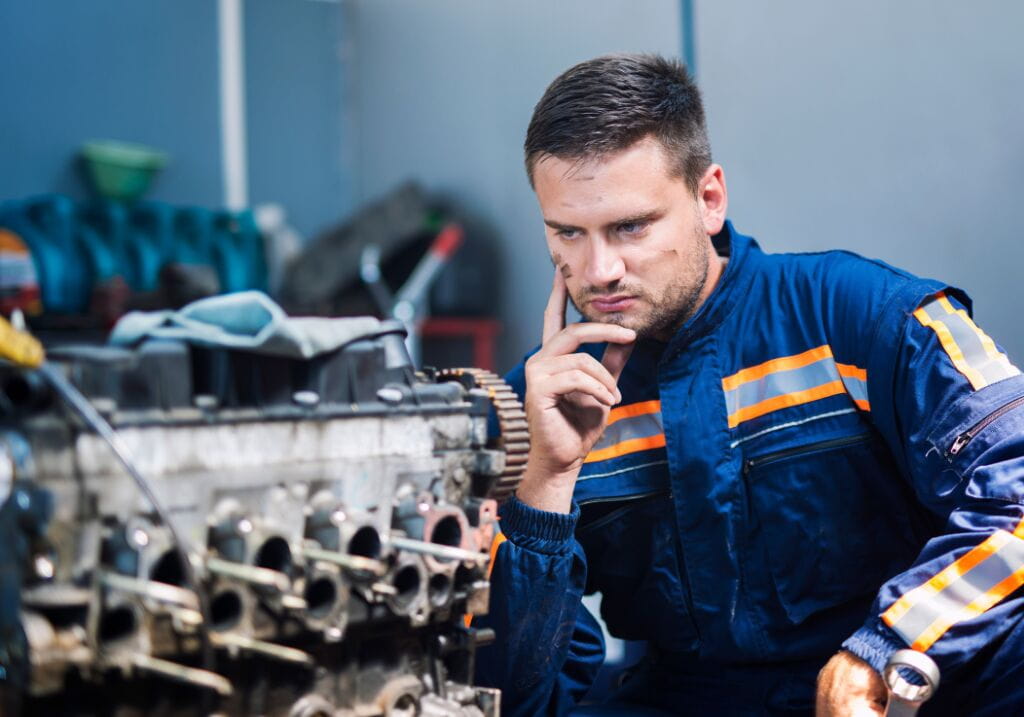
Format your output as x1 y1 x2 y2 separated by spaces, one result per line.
0 321 523 715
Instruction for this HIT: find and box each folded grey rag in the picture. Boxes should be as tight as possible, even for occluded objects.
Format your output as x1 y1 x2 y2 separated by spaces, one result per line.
109 291 383 359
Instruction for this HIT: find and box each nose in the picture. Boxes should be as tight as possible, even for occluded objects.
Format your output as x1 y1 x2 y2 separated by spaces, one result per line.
583 238 626 287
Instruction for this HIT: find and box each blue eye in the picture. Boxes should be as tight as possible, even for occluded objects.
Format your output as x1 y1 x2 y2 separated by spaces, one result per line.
557 228 580 240
618 222 646 235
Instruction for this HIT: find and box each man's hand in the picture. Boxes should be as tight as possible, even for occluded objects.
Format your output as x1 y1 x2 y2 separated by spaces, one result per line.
816 651 887 716
515 270 636 513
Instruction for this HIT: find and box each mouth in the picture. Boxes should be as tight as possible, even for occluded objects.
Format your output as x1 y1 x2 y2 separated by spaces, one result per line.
589 295 636 313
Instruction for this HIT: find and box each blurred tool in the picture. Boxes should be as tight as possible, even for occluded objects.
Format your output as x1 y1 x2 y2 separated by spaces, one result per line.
279 182 429 315
882 649 940 717
253 203 303 295
360 223 463 366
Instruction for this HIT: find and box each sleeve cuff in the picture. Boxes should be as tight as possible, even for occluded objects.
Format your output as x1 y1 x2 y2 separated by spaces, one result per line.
498 495 579 556
842 617 908 674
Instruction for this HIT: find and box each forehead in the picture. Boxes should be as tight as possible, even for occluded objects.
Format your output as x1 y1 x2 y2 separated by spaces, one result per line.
533 137 687 221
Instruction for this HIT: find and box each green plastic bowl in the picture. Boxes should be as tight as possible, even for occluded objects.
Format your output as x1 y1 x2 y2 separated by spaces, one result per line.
81 140 168 201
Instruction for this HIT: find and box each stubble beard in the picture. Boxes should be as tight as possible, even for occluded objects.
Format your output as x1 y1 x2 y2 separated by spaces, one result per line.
569 228 711 341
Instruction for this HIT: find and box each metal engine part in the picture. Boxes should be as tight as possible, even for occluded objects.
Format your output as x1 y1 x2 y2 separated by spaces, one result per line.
0 319 523 715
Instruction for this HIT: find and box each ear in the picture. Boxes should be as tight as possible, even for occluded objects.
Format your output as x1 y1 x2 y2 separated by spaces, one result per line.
698 164 728 235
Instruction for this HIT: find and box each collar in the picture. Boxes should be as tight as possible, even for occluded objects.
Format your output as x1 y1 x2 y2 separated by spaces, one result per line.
662 220 759 361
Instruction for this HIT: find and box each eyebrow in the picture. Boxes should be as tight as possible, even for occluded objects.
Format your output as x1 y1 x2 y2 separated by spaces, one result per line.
543 209 664 233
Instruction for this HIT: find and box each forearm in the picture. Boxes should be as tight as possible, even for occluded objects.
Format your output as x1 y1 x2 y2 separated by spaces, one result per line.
475 496 602 716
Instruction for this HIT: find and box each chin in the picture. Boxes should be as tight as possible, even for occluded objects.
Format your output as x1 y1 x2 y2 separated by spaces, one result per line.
584 311 650 334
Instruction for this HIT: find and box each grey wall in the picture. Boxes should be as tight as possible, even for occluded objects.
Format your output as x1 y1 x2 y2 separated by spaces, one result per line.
246 0 352 237
696 1 1024 360
0 0 222 205
346 0 683 370
0 0 350 239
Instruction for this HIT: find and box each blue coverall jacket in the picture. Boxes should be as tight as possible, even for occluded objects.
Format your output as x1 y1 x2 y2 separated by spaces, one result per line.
476 223 1024 716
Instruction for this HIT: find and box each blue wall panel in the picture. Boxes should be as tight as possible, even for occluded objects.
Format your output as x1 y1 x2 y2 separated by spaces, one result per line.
0 0 222 206
245 0 351 238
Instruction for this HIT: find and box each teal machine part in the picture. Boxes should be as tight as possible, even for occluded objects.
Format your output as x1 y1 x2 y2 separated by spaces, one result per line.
0 196 268 314
127 202 176 292
212 210 267 293
78 201 129 291
0 195 89 313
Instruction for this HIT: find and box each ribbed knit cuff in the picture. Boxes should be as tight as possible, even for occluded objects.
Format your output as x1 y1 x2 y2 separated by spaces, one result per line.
842 617 907 674
498 495 579 556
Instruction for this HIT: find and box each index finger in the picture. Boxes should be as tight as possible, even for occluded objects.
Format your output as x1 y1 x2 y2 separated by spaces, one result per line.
601 341 635 382
542 269 568 344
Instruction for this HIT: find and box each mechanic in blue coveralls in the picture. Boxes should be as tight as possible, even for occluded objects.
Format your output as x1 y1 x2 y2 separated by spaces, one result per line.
474 54 1024 716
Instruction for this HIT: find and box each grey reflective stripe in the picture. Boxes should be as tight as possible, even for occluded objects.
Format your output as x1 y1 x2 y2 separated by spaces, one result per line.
728 408 857 449
916 295 1020 389
889 531 1024 648
592 412 663 452
841 374 869 403
919 298 947 323
578 459 669 482
724 357 839 417
937 310 1019 386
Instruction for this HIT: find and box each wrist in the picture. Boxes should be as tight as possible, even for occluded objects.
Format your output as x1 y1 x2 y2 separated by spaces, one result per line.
514 459 579 514
499 495 579 554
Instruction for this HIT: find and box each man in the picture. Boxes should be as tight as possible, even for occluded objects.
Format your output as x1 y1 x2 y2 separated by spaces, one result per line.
474 54 1024 715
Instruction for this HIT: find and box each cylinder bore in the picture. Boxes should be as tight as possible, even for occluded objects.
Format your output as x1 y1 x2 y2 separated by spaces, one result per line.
254 536 292 575
429 516 462 548
348 526 382 560
304 576 338 620
98 606 138 643
428 573 452 608
388 693 418 717
210 589 244 632
149 549 186 586
391 565 421 610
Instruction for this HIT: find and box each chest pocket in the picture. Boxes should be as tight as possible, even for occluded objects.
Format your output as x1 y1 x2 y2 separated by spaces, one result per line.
742 432 930 625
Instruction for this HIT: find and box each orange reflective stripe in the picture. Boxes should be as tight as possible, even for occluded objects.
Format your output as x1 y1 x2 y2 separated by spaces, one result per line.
584 434 667 463
486 532 507 580
936 292 1008 364
911 564 1024 651
913 306 988 389
464 532 508 628
852 398 871 411
882 532 1009 627
607 400 661 427
1015 516 1024 540
721 345 834 392
836 362 867 382
726 380 847 429
934 292 955 314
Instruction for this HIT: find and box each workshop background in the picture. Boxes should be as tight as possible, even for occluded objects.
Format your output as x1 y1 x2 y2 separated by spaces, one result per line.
2 0 1023 366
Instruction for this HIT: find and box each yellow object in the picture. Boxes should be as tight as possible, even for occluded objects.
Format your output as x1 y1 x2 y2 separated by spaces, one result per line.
0 315 44 368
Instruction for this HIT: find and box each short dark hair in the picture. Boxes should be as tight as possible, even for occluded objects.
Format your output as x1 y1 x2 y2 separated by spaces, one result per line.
524 54 711 194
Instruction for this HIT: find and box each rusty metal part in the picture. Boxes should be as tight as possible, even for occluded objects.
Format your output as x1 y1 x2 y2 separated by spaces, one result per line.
438 369 528 502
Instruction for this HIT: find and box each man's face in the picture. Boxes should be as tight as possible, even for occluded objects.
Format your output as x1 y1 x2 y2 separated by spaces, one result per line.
533 137 726 340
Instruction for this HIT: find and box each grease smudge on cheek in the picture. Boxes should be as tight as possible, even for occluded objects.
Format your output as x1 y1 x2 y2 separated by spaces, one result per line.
550 251 573 279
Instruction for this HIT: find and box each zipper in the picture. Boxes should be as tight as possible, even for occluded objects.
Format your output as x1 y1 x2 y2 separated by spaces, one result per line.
576 489 669 536
577 488 668 508
666 495 702 644
742 433 871 474
949 395 1024 456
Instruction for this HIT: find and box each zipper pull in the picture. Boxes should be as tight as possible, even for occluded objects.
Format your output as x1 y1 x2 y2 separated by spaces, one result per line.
949 431 971 456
